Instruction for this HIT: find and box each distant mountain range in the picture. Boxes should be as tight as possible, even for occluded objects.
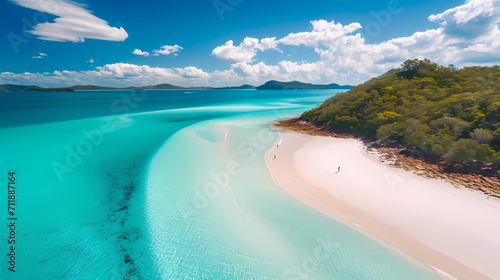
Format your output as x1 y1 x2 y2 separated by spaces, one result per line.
0 84 76 92
0 84 254 92
256 80 352 90
0 81 352 92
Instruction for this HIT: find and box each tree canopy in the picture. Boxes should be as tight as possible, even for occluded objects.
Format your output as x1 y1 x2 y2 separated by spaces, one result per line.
300 59 500 164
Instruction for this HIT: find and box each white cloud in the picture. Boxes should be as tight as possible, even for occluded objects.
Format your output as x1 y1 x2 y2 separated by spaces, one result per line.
229 60 347 84
231 61 280 77
153 45 183 56
209 0 500 85
132 49 150 56
178 66 210 79
0 63 210 87
389 0 500 64
279 20 363 47
4 0 500 87
88 58 95 64
260 37 279 50
10 0 128 42
429 0 499 26
31 52 48 59
95 63 208 80
132 45 183 57
211 37 278 62
428 0 500 43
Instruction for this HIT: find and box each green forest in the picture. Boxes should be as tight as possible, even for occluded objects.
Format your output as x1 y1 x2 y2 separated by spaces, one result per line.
300 59 500 164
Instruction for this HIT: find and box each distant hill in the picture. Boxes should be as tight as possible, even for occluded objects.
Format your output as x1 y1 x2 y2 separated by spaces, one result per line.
71 84 256 90
69 84 255 91
256 80 352 90
69 85 129 91
215 84 256 90
0 84 74 92
70 84 185 90
142 84 186 90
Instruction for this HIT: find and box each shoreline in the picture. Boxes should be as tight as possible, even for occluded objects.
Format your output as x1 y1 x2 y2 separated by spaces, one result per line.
275 118 500 198
265 127 500 280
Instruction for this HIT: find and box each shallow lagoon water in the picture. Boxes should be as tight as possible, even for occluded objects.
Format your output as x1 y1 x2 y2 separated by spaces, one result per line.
0 90 440 279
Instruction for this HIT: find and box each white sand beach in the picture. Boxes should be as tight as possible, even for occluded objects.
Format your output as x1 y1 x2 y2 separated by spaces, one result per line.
265 131 500 280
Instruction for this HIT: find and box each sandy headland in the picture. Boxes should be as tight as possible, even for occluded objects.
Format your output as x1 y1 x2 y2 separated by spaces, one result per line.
265 123 500 280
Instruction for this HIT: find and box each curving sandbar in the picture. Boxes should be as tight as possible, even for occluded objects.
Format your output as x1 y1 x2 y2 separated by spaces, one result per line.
265 130 500 280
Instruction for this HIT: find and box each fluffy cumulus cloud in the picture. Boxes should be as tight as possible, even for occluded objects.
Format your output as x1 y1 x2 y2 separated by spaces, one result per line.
211 19 409 83
10 0 128 42
96 63 209 80
428 0 500 40
177 66 210 79
211 37 278 62
388 0 500 65
209 0 500 85
279 20 363 47
132 49 150 57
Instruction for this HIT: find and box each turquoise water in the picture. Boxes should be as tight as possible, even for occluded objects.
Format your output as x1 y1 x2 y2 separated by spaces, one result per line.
0 90 440 279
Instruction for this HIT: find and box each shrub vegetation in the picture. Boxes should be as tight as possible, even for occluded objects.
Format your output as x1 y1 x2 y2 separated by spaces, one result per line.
300 59 500 163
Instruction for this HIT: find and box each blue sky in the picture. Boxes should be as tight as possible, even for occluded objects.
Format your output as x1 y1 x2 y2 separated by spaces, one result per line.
0 0 498 87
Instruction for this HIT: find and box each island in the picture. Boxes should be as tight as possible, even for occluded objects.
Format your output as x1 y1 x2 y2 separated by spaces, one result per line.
256 80 353 90
286 59 499 188
0 84 74 92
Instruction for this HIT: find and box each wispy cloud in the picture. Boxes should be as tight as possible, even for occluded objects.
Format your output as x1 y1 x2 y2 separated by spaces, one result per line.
31 52 48 59
133 45 183 57
10 0 128 42
153 45 183 56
